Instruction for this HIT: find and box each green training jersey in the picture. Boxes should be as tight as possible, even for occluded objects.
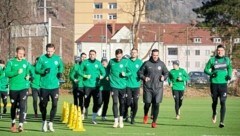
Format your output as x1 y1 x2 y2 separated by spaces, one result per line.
5 58 31 91
78 59 106 88
99 67 111 91
168 68 189 91
204 56 232 84
69 62 84 88
35 54 64 89
0 66 8 92
126 58 143 88
31 65 41 89
107 58 130 89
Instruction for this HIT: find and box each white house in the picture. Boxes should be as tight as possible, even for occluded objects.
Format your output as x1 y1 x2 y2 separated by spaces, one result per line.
75 23 223 72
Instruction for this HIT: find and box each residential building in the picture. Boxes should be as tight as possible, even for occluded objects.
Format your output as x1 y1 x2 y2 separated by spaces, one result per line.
75 23 222 72
74 0 146 55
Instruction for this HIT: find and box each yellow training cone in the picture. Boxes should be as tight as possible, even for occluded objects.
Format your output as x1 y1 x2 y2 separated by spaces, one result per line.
61 101 66 121
67 104 74 127
62 102 69 123
70 105 78 129
73 106 86 132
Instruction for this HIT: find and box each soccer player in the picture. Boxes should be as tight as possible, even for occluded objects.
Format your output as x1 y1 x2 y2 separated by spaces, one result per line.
168 60 188 120
0 60 8 118
125 48 143 124
36 43 64 132
138 49 168 128
30 57 41 118
204 44 232 128
107 49 130 128
78 50 105 124
5 46 31 132
98 57 111 120
69 53 87 118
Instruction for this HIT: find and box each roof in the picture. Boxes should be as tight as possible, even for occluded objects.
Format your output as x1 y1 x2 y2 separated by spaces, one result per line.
75 23 218 45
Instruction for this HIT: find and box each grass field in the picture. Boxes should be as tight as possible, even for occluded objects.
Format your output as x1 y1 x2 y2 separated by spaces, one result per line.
0 94 240 136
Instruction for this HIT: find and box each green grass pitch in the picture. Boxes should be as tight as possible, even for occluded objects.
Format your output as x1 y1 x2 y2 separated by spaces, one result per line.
0 94 240 136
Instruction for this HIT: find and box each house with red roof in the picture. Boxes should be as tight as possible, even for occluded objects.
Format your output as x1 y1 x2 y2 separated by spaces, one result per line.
75 23 236 72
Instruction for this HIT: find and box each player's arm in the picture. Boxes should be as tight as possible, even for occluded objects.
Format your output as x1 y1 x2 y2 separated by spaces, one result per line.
99 63 106 78
35 57 45 75
137 62 147 80
182 69 189 82
77 61 85 77
204 59 212 76
5 61 18 78
161 62 169 80
227 58 233 78
69 65 76 82
124 60 132 77
58 58 64 74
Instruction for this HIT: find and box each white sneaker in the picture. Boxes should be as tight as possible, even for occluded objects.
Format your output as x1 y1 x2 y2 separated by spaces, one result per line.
102 116 107 121
42 121 47 132
119 117 124 128
97 107 103 116
113 121 119 128
48 122 55 132
81 114 85 120
176 115 180 120
212 115 217 124
92 120 97 125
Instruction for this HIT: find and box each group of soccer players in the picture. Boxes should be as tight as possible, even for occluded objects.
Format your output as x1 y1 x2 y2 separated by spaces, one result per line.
0 43 232 133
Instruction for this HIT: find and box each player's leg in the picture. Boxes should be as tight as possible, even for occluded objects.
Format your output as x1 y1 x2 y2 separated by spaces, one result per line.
23 90 29 123
124 88 132 122
112 88 119 128
18 89 28 132
39 88 49 132
172 90 180 119
9 91 18 132
178 91 184 115
48 88 59 132
32 88 39 117
131 88 139 124
101 91 110 120
143 89 152 124
3 92 8 114
118 88 126 128
92 88 100 124
73 87 78 106
219 84 227 128
210 84 218 123
78 87 85 118
151 88 163 128
84 87 92 119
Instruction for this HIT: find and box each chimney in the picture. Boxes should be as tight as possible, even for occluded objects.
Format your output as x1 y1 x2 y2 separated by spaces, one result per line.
112 21 116 36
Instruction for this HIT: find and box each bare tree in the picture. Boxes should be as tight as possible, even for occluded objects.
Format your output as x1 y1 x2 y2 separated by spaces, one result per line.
0 0 31 58
119 0 146 49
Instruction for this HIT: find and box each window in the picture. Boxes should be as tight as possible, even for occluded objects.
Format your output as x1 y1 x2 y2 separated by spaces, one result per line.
109 3 117 9
168 48 178 55
195 50 200 55
234 38 240 44
213 38 222 43
102 49 107 57
93 14 103 20
185 50 190 56
193 38 202 43
195 61 200 68
108 13 117 20
205 50 210 56
94 3 102 9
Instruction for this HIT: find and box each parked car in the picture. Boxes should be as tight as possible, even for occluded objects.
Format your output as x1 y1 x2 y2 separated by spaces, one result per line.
188 71 210 86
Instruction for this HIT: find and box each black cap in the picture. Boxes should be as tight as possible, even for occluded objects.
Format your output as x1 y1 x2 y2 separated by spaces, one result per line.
172 60 179 66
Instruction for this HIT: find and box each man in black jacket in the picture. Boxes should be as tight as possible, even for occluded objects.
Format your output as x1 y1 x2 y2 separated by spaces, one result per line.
138 49 169 128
